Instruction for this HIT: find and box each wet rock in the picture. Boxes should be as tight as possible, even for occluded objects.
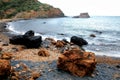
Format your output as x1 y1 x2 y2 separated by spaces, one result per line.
116 64 120 68
56 40 66 47
23 30 34 38
90 34 96 37
38 48 50 57
1 53 13 60
25 36 42 48
57 49 96 77
62 39 69 43
70 36 88 47
9 30 42 48
0 59 11 77
45 38 56 45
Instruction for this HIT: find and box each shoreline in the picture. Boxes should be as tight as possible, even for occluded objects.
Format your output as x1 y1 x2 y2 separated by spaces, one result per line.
0 19 120 80
0 19 120 61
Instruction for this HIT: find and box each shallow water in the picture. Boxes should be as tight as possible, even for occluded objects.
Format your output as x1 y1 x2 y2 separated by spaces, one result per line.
7 16 120 57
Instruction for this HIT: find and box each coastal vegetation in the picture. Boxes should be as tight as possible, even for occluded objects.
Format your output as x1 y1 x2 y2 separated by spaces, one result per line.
0 0 64 19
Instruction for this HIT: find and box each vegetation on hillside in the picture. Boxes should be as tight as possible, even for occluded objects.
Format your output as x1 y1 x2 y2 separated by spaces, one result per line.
0 0 63 19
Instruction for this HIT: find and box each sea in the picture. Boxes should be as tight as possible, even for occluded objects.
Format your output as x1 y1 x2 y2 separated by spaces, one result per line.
7 16 120 57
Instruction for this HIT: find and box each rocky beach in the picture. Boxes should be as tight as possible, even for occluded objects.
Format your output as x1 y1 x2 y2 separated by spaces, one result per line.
0 21 120 80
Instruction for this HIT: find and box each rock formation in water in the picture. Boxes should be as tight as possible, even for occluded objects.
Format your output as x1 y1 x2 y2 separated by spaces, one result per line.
73 12 90 18
0 0 64 19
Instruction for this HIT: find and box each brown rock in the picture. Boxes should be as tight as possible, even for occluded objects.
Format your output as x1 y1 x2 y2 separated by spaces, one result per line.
1 53 13 60
38 48 50 57
11 76 19 80
0 59 11 77
0 47 2 52
45 38 56 45
56 40 65 47
31 72 41 79
57 49 96 77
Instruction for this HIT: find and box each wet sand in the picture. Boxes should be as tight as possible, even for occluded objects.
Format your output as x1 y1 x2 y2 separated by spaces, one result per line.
0 21 120 80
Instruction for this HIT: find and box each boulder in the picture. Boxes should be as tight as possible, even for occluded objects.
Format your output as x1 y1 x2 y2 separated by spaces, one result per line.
57 49 96 77
25 36 42 48
23 30 34 38
79 13 90 18
9 35 25 45
9 30 42 48
38 48 50 57
1 53 13 60
0 59 11 78
56 40 66 47
73 12 90 18
70 36 88 47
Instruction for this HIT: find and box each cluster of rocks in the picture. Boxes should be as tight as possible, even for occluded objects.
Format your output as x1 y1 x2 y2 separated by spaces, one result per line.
0 30 97 79
9 30 42 48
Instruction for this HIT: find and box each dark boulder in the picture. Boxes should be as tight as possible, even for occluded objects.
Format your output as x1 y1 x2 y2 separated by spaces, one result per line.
9 30 42 48
9 35 25 45
25 36 42 48
70 36 88 47
23 30 34 38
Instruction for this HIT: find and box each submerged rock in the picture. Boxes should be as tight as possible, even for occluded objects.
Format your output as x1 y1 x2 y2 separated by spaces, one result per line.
57 49 96 77
79 13 90 18
73 12 90 18
70 36 88 47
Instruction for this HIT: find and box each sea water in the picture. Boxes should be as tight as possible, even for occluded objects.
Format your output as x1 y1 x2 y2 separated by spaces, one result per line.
7 16 120 57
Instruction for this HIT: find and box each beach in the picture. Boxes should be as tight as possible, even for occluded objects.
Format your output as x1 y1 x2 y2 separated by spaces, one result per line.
0 20 120 80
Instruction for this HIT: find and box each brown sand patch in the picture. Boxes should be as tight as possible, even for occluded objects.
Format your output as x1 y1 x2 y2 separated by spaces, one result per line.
96 56 120 65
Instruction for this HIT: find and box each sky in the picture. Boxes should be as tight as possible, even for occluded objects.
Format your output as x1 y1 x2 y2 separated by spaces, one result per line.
39 0 120 16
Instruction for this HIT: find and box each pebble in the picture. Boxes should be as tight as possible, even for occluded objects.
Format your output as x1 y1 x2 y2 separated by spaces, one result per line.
15 64 20 68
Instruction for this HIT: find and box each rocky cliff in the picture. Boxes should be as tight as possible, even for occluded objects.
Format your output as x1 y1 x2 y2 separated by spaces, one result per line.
0 0 64 19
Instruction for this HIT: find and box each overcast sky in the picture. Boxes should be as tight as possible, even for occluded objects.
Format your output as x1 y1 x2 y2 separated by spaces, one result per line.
39 0 120 16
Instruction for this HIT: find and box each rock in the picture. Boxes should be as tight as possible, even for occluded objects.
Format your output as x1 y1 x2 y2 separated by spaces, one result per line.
62 39 69 43
90 34 96 37
45 38 56 45
56 40 66 47
38 48 50 57
25 36 42 48
9 30 42 48
31 72 41 79
116 64 120 68
9 35 25 45
23 30 34 38
73 12 90 18
70 36 88 47
0 47 2 52
57 49 96 77
1 53 13 60
80 12 90 18
2 42 9 46
0 59 11 77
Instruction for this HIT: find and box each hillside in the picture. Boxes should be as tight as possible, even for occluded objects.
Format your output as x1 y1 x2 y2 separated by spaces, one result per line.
0 0 64 19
